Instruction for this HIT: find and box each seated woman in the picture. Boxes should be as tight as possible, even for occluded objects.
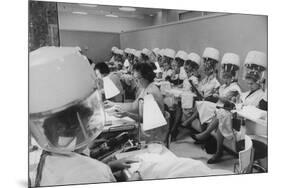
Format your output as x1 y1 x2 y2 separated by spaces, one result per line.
94 62 124 102
140 48 152 64
122 48 131 72
191 53 261 164
170 52 201 140
161 48 176 81
152 48 163 78
240 51 267 109
175 50 189 81
178 47 221 131
109 46 118 64
169 58 183 86
162 61 173 81
114 49 124 71
105 62 168 143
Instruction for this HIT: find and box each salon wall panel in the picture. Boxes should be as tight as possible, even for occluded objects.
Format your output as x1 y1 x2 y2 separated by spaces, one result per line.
120 14 267 91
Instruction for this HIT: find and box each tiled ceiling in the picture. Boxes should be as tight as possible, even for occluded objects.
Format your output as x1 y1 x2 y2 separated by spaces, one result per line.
58 2 164 19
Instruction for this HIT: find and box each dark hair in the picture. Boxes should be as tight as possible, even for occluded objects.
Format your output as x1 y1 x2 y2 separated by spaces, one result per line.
149 62 157 70
42 104 93 144
133 62 156 83
175 57 185 67
94 62 110 75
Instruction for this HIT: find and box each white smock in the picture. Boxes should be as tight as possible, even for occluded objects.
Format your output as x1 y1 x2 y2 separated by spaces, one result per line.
217 88 265 139
137 83 168 143
135 153 232 179
39 153 116 187
240 88 265 107
198 74 220 98
196 82 241 125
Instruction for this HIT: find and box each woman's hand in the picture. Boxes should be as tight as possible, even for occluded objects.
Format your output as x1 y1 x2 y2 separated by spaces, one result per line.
128 171 142 181
108 158 139 172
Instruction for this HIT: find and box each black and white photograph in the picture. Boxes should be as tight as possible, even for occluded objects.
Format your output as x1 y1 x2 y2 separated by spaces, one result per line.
28 0 268 187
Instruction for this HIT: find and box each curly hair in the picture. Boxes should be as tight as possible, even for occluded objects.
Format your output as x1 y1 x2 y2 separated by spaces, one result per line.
132 62 156 83
203 58 218 68
42 104 93 145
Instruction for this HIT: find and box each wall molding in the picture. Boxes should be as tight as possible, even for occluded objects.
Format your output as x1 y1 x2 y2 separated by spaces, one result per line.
60 29 120 34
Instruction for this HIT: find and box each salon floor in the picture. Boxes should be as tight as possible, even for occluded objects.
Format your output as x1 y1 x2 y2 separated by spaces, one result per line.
169 127 236 172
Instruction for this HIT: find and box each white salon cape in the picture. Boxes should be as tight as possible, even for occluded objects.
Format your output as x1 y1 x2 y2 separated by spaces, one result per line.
135 153 232 179
39 153 116 186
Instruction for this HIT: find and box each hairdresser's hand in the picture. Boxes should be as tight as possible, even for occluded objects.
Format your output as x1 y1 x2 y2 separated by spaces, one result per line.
104 100 115 108
112 107 128 118
108 158 139 172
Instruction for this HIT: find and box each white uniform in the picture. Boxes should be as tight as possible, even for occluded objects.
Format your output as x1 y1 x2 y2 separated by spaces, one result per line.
109 56 115 63
179 66 187 80
137 83 168 143
39 153 116 186
198 74 221 98
162 69 173 80
240 88 265 107
154 61 162 73
134 153 232 180
123 59 130 69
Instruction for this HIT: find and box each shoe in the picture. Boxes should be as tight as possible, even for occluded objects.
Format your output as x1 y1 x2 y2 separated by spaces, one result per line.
171 130 179 141
207 153 223 164
194 140 205 145
190 134 199 141
190 134 204 144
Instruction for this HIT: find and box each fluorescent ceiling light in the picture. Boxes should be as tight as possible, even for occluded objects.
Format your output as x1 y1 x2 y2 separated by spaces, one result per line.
106 14 119 18
79 4 98 7
119 7 136 12
72 11 88 15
